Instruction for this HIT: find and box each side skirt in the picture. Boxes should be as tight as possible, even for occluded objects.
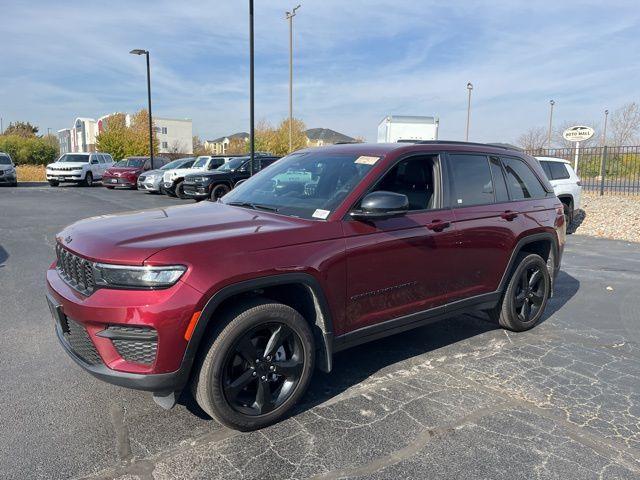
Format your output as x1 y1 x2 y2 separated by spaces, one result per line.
332 292 500 353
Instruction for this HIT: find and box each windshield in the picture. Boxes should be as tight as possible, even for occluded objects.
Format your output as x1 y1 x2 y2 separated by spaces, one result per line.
193 156 211 168
58 154 89 163
115 158 146 168
161 158 191 170
0 155 11 165
222 152 379 220
217 157 248 172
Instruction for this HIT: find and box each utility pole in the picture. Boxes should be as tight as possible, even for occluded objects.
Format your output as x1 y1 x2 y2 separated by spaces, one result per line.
465 82 473 141
249 0 255 176
548 100 555 148
286 5 301 153
602 109 609 146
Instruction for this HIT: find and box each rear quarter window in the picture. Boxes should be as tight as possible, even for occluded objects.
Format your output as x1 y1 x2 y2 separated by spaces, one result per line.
549 162 571 180
502 157 548 200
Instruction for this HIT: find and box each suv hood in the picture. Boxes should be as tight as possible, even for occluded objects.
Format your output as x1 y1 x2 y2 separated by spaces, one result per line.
56 202 332 265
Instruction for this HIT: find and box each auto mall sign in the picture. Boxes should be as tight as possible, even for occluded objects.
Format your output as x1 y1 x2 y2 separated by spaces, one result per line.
562 125 595 142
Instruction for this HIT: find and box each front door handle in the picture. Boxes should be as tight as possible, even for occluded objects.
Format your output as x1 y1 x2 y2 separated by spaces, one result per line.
501 210 518 221
426 220 451 232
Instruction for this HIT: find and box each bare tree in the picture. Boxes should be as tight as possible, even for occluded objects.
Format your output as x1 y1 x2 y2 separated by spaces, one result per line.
516 127 548 152
168 139 186 154
609 102 640 146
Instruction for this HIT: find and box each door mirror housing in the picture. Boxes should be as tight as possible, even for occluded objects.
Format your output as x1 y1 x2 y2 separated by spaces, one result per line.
350 191 409 220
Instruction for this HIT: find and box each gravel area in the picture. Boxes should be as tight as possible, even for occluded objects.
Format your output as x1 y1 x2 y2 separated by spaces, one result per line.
572 191 640 243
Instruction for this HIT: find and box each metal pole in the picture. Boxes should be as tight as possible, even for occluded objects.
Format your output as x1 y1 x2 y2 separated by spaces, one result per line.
547 100 555 148
286 6 300 153
145 51 154 170
249 0 255 176
602 109 609 146
465 82 473 141
574 141 580 175
599 145 608 196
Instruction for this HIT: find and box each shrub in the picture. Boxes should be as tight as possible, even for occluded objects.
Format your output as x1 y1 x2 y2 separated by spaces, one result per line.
0 134 59 166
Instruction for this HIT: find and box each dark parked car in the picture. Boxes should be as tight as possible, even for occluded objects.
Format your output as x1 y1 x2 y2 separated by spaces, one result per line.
46 141 565 431
183 155 281 201
0 152 17 186
102 156 170 189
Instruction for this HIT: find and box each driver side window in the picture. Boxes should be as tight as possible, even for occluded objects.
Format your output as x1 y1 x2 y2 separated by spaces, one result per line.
372 156 437 211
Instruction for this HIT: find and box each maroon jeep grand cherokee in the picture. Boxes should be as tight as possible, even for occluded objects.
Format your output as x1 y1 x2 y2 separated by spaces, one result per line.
46 142 565 430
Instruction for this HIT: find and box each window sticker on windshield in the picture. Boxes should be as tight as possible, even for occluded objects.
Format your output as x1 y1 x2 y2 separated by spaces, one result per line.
355 156 379 165
312 209 331 220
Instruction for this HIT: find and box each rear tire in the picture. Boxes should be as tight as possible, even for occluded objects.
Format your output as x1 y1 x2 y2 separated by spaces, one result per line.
83 172 93 187
563 200 574 229
105 186 115 189
490 253 550 332
48 181 59 187
191 300 315 431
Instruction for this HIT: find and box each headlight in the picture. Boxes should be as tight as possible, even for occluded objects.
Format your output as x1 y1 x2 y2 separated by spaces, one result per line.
94 264 186 289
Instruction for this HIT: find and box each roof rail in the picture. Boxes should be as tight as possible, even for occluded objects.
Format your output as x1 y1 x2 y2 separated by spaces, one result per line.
409 140 520 151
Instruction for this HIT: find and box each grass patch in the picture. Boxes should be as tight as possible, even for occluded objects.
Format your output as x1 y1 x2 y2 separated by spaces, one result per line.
17 165 47 182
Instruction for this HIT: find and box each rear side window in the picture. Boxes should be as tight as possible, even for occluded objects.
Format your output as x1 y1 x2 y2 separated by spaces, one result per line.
448 154 494 207
548 162 570 180
489 157 509 202
502 157 547 200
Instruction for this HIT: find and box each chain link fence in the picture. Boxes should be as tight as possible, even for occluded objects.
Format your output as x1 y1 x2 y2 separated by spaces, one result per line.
527 146 640 195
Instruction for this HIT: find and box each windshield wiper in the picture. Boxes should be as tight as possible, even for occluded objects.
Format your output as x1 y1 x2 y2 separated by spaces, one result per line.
226 201 279 212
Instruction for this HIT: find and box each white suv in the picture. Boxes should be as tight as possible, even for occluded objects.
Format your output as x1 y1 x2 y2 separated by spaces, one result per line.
536 156 582 225
46 152 114 187
162 155 227 198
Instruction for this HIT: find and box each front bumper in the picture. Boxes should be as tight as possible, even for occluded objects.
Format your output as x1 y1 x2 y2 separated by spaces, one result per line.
103 177 136 187
137 177 162 191
46 171 84 182
46 266 205 393
0 173 17 183
183 183 210 199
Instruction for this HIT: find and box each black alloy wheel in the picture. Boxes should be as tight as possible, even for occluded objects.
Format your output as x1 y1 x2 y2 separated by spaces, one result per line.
84 172 93 187
222 323 304 416
210 183 230 201
513 264 545 323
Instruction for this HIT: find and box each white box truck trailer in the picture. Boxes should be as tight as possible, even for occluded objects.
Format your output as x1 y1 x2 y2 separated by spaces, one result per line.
377 115 439 143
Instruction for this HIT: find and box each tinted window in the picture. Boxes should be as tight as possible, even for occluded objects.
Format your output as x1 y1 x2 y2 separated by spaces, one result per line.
59 154 90 163
449 154 494 207
259 157 278 170
490 157 509 202
549 162 570 180
540 161 553 179
502 157 547 200
0 154 12 165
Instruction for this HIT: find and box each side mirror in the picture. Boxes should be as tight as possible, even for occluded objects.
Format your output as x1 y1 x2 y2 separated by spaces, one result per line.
350 191 409 220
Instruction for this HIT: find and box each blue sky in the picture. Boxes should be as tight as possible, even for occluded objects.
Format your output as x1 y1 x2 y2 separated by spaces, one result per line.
1 0 639 142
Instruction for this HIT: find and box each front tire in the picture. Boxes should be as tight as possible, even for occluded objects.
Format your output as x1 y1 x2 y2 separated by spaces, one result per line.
175 180 187 199
83 172 93 187
210 183 230 201
192 300 315 431
491 253 550 332
48 180 59 187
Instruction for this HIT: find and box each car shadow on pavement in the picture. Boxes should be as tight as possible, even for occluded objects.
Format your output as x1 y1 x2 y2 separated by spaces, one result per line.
181 271 580 421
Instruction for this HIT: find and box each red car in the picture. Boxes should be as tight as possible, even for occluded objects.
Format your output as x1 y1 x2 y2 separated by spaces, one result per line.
46 142 565 430
102 156 170 189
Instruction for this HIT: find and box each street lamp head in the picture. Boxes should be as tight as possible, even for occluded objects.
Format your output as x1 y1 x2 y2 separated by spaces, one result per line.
550 99 555 106
466 82 473 90
129 49 147 55
605 109 609 115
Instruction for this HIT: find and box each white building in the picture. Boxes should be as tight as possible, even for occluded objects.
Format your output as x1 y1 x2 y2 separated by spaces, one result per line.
154 117 193 154
59 114 193 154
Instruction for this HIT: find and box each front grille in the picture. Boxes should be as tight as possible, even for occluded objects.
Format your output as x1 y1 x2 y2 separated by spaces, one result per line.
107 325 158 365
60 317 102 365
56 244 96 295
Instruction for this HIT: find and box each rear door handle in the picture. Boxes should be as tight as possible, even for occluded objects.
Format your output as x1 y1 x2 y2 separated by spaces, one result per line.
426 220 451 232
501 210 518 221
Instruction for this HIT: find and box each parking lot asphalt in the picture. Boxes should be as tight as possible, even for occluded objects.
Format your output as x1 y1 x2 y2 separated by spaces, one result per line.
1 184 639 480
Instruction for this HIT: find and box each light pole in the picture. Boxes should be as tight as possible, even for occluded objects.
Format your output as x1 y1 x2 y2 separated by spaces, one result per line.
602 109 609 146
285 5 301 153
465 82 473 141
129 49 155 169
547 100 555 149
248 0 255 176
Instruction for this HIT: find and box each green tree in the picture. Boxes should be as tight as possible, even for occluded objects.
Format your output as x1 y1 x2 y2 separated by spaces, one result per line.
254 118 307 156
128 109 159 157
4 121 39 137
0 134 58 165
95 110 159 160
